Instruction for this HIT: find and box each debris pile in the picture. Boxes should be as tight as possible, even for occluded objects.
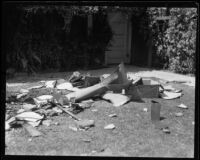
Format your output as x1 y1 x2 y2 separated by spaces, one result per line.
5 62 188 137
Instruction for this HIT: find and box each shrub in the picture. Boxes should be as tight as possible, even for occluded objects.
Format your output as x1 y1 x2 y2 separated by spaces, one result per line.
148 8 197 74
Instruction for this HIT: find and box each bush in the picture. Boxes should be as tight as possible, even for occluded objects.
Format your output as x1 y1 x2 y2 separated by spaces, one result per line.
149 8 197 74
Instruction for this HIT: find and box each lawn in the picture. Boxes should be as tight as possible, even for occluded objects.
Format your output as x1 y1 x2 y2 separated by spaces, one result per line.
5 66 195 157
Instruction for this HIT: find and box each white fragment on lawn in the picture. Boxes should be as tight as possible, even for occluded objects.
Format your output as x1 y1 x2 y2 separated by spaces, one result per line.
17 108 25 114
69 125 78 131
23 104 37 111
160 91 182 100
175 112 183 117
16 111 44 122
143 108 148 112
108 114 117 117
177 103 188 109
104 124 115 130
17 93 28 99
91 109 98 112
5 121 11 131
33 95 53 107
45 80 56 88
102 93 130 107
20 89 29 93
192 121 195 125
42 120 52 127
56 82 73 90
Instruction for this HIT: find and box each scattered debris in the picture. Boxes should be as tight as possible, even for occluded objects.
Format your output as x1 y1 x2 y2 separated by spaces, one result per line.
162 127 171 134
82 139 91 143
15 111 44 122
33 95 53 107
17 108 25 114
175 112 183 117
160 91 182 100
23 103 37 111
177 103 188 109
102 93 130 107
91 109 98 112
143 108 148 112
76 119 95 129
17 93 28 99
20 89 29 93
56 82 74 90
108 113 117 117
45 80 56 88
104 124 115 130
5 114 10 121
69 125 78 131
5 121 11 131
42 120 52 127
52 107 63 113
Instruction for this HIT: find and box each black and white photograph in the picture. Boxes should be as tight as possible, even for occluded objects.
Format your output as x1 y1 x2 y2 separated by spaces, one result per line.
2 1 198 158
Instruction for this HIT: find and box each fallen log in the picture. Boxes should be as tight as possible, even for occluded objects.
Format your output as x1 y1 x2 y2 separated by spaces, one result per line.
65 71 119 102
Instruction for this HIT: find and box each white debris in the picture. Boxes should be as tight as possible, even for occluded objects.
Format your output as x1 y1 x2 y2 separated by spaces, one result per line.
27 120 41 127
56 82 74 90
23 104 37 111
42 120 52 127
108 114 117 117
17 108 25 114
102 93 130 107
33 95 53 107
91 109 98 112
69 125 78 131
160 91 182 100
104 124 115 130
45 80 56 88
52 107 63 113
192 121 195 125
20 89 29 93
16 111 44 122
17 93 28 99
5 121 11 131
177 103 188 109
143 108 148 112
122 89 125 95
175 112 183 117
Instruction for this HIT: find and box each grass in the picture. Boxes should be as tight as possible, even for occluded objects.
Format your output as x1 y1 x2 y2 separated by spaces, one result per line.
5 68 195 157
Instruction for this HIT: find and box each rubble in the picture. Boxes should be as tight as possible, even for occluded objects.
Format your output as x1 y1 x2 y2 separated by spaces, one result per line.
175 112 184 117
102 93 130 107
104 124 115 130
160 91 182 100
5 62 188 138
108 113 117 117
76 119 95 129
177 103 188 109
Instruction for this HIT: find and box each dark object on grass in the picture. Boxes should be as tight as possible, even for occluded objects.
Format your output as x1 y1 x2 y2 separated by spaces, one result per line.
151 100 161 122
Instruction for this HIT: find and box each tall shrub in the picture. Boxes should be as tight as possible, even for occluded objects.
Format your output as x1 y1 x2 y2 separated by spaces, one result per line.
148 8 197 74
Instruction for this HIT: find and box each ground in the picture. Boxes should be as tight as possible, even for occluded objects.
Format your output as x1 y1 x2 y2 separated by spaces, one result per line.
5 66 195 157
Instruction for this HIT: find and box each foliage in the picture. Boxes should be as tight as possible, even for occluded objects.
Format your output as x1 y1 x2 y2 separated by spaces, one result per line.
147 8 197 74
6 5 148 73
